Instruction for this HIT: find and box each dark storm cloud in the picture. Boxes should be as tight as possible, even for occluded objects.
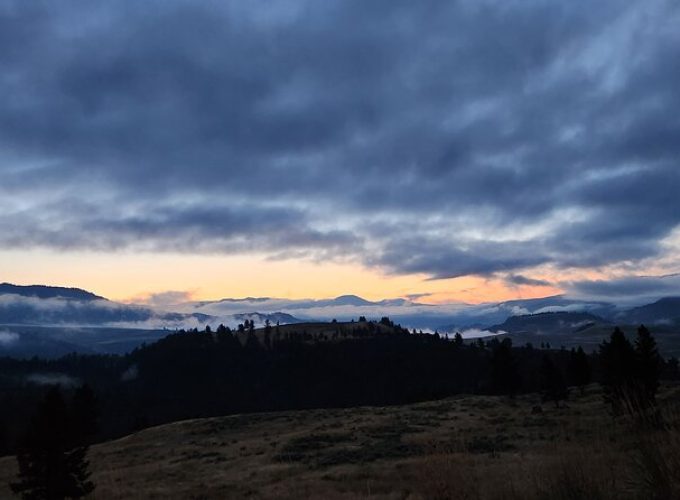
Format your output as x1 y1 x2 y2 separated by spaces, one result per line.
1 0 679 279
0 198 360 255
368 237 549 279
504 275 552 287
404 293 433 302
565 274 680 304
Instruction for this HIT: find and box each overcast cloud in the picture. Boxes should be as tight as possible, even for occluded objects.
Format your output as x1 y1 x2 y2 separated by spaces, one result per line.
1 0 679 295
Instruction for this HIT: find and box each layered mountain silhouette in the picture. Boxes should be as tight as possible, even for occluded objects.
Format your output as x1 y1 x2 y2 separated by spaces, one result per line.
2 283 680 357
0 290 210 326
0 283 300 329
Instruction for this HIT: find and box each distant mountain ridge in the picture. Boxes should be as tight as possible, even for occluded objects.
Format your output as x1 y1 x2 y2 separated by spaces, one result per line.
173 291 680 334
0 283 309 356
193 294 429 311
0 290 302 330
2 282 680 357
615 297 680 326
0 283 105 301
0 282 212 328
2 282 680 338
490 311 610 335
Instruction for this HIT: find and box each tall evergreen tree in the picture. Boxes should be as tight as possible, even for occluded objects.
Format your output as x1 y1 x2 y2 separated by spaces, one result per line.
217 325 241 351
11 387 95 499
0 419 7 457
264 320 272 349
567 346 591 393
666 357 680 380
540 355 568 407
71 385 99 446
599 327 636 415
216 324 230 343
244 331 262 352
634 325 662 408
216 323 227 336
489 338 521 396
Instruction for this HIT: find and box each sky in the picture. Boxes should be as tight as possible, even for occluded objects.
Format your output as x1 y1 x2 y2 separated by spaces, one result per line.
1 0 679 305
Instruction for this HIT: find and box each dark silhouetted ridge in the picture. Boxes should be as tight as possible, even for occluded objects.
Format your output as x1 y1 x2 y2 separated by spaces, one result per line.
0 283 105 301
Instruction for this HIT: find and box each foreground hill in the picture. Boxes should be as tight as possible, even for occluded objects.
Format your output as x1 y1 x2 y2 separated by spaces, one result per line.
0 321 498 448
1 383 679 499
2 319 679 453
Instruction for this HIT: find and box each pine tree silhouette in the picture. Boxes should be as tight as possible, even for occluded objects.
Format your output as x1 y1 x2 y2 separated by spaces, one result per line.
567 346 591 394
11 386 95 499
599 327 636 415
540 355 568 407
634 325 662 409
0 419 8 457
264 319 272 349
490 338 521 396
71 385 99 446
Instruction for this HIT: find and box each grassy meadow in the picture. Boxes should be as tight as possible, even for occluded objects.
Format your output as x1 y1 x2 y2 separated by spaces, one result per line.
2 382 680 499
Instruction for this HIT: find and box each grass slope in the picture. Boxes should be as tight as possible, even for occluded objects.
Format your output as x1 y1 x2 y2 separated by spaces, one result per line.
2 384 680 499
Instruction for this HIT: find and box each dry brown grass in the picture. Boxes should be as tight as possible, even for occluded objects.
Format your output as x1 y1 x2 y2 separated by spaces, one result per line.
1 383 679 499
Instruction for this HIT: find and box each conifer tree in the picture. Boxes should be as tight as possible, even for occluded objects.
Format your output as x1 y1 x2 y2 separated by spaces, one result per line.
263 319 272 349
490 338 521 396
0 420 7 457
599 327 636 414
11 387 95 499
540 355 568 407
71 384 99 446
666 357 680 380
634 325 662 408
567 346 591 394
244 331 261 352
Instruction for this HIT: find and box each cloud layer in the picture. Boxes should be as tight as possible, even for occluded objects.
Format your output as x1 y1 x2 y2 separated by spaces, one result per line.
1 0 679 284
565 273 680 305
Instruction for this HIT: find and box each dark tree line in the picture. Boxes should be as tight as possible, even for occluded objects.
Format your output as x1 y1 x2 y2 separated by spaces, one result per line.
1 320 677 464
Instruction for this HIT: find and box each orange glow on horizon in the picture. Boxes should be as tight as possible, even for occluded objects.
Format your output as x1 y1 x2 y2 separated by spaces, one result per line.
1 248 567 305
